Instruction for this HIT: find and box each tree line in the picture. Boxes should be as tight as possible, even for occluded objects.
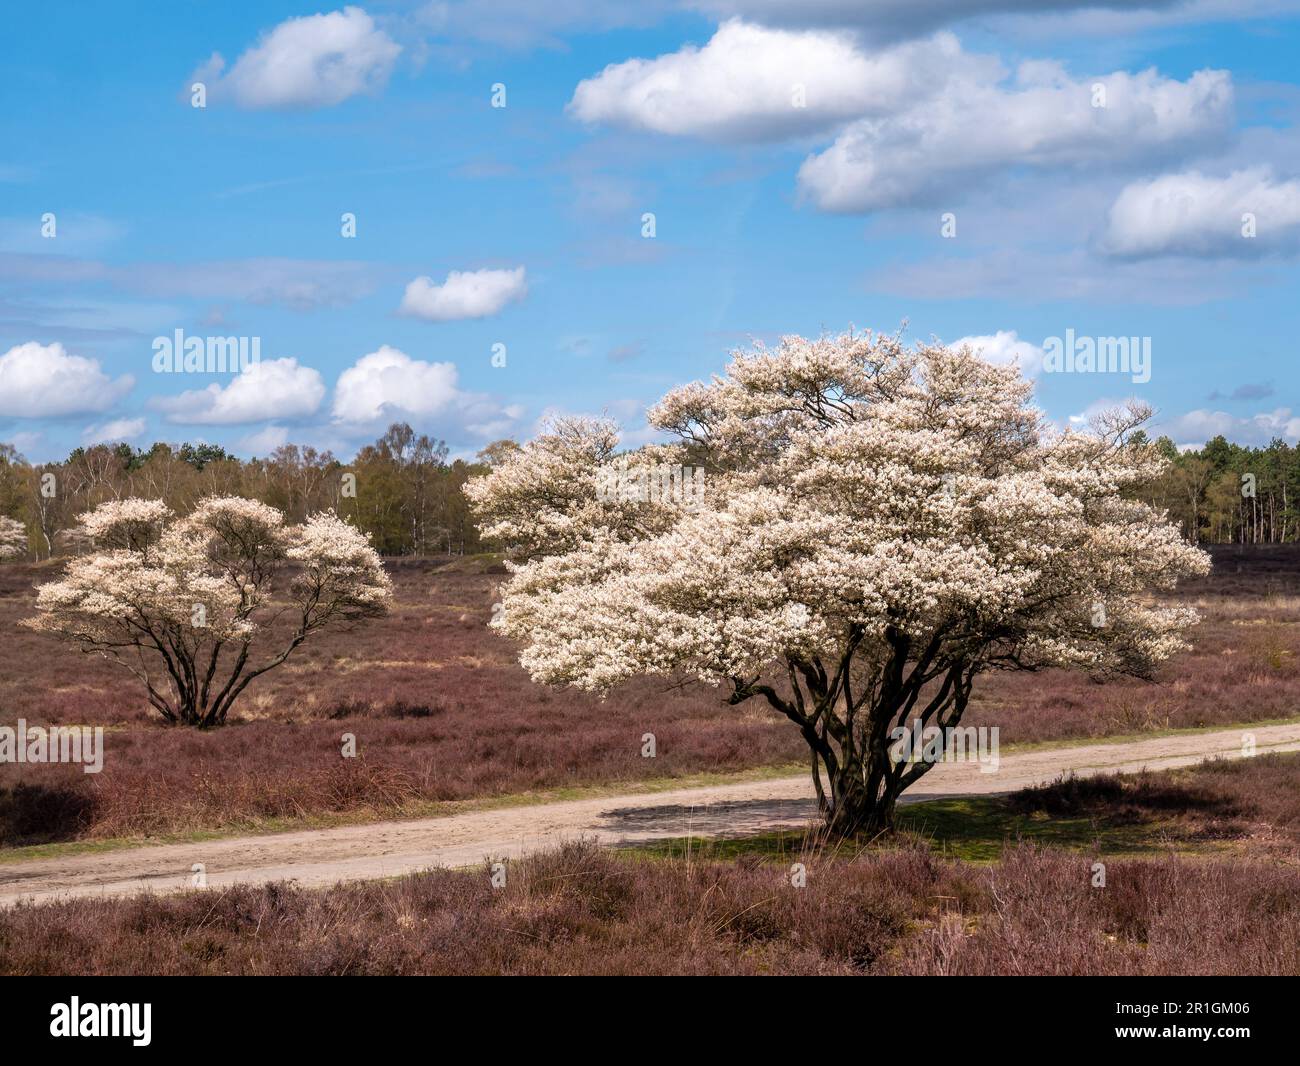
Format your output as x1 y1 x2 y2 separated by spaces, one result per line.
0 426 1296 560
0 424 519 561
1135 433 1300 545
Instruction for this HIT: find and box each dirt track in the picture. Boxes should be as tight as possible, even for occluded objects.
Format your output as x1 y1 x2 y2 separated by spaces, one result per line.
3 722 1298 907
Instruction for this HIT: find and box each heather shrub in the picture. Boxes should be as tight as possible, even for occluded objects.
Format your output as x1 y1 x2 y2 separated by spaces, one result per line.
1 550 1296 845
6 841 1300 975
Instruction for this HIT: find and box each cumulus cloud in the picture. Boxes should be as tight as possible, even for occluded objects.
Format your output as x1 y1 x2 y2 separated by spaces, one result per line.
948 330 1045 377
398 267 528 321
1100 168 1300 258
0 341 133 417
332 345 525 438
333 346 458 422
798 64 1233 212
569 21 996 142
1155 407 1300 448
569 21 1232 210
82 417 147 445
152 358 325 425
192 6 401 109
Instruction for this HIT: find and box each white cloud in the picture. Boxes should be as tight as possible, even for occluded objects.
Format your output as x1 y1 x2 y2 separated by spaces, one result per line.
332 345 525 438
333 346 459 422
1065 402 1300 449
152 358 325 425
82 417 147 445
398 267 528 321
798 65 1233 212
948 330 1045 377
1154 407 1300 448
464 402 527 440
238 424 291 455
193 7 401 109
0 342 133 417
569 21 995 142
570 22 1233 211
1101 168 1300 258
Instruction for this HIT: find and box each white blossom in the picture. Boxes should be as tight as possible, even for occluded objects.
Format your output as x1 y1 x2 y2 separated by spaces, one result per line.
24 496 391 726
0 515 27 560
467 331 1210 834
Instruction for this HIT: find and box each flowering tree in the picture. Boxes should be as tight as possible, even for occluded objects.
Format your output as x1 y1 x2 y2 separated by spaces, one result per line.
467 331 1210 836
0 515 26 560
24 497 391 727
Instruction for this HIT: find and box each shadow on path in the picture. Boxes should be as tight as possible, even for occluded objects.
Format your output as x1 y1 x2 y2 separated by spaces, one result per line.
600 797 816 838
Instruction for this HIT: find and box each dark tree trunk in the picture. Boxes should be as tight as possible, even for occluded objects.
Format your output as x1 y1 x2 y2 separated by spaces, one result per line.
732 632 976 840
820 745 911 837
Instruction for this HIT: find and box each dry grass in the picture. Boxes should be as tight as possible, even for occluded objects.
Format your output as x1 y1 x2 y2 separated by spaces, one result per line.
2 840 1297 975
1 546 1297 847
7 745 1300 976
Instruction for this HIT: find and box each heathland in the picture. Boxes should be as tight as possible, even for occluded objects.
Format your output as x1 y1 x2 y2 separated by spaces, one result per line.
1 544 1296 849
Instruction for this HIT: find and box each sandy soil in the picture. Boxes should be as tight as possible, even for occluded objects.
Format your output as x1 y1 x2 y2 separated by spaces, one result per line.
3 722 1298 907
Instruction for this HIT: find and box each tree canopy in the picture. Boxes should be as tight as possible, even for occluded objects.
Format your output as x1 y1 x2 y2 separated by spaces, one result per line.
468 331 1211 835
23 496 391 726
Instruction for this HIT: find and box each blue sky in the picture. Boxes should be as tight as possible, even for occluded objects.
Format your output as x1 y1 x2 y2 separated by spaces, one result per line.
2 0 1299 462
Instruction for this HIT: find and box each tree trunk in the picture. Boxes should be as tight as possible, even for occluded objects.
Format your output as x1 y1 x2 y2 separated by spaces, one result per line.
813 676 971 836
733 644 975 840
818 744 909 837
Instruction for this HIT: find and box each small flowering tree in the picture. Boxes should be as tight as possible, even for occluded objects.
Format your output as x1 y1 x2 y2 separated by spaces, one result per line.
467 331 1211 837
0 515 26 560
24 497 391 727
